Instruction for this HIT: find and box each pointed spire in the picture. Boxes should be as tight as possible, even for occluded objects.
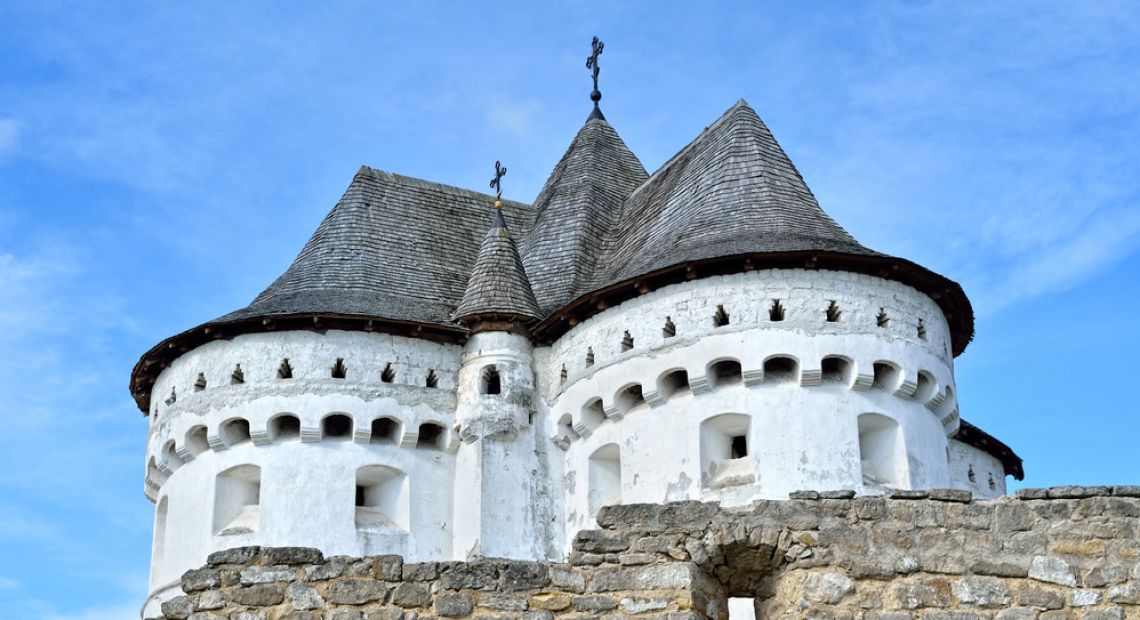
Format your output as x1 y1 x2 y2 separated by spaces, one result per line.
454 165 542 329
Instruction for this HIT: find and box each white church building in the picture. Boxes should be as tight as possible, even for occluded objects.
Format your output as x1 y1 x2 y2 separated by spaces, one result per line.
130 63 1022 616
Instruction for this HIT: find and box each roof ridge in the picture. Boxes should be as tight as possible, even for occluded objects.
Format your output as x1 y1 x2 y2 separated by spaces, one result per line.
625 99 752 202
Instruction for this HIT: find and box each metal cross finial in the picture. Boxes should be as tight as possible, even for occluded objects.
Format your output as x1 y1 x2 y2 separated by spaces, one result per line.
586 36 604 104
490 160 507 200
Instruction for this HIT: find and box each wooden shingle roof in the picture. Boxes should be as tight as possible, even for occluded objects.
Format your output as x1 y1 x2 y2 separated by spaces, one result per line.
453 207 542 325
130 100 976 413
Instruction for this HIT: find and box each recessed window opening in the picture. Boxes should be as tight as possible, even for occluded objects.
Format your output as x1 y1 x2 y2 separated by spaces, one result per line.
871 362 901 392
161 441 184 471
657 368 690 398
370 417 399 444
380 362 396 383
322 414 353 440
588 444 622 515
230 364 245 384
580 398 606 433
763 356 797 383
213 464 260 536
277 358 293 379
700 414 754 489
988 473 996 490
560 365 567 385
270 414 301 440
417 423 445 450
826 300 842 322
425 369 439 388
354 465 410 531
713 304 730 327
165 387 177 406
194 373 207 392
331 358 347 379
620 331 634 351
710 359 743 387
479 365 500 395
154 497 169 563
821 356 852 384
221 418 251 447
769 299 785 321
876 308 890 328
968 465 976 482
917 319 927 340
585 347 595 367
148 456 168 486
185 425 209 456
556 413 579 443
663 316 676 338
913 371 936 402
857 413 905 488
615 384 645 413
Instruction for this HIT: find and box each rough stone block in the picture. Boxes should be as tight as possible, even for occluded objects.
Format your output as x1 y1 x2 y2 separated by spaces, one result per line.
363 607 405 620
441 560 498 590
528 593 571 611
207 546 260 566
287 582 325 611
970 558 1029 578
326 610 362 620
930 488 972 503
304 557 349 581
890 489 929 500
478 593 527 612
182 569 221 592
240 565 296 584
390 582 431 608
327 579 386 605
803 571 856 604
549 565 585 593
1048 486 1111 499
951 577 1011 608
819 490 856 499
1016 585 1065 610
891 578 954 609
1071 589 1102 606
499 560 550 591
1107 582 1140 604
402 562 438 581
1016 488 1049 500
1111 485 1140 497
572 595 617 612
995 609 1037 620
619 596 671 613
376 555 403 581
161 595 194 620
228 583 286 607
263 547 324 565
1081 608 1124 620
790 490 820 500
1029 556 1077 586
196 589 225 610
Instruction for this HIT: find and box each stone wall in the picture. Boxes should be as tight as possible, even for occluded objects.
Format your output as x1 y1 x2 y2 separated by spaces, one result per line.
153 487 1140 620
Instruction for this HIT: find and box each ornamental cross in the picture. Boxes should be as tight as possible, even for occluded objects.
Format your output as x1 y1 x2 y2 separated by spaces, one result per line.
489 160 507 199
586 36 604 96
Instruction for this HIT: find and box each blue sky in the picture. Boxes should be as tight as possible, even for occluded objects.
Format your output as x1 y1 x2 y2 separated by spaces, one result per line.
1 2 1138 617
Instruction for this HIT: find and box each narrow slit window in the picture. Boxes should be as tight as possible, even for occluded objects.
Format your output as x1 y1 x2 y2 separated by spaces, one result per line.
713 304 730 327
331 358 347 379
585 347 595 367
876 308 890 328
230 364 245 385
769 299 785 322
560 365 567 385
381 362 396 383
425 369 439 388
277 358 293 379
620 331 634 352
968 465 976 482
165 387 177 406
917 319 927 340
194 373 207 392
826 300 842 322
731 435 748 458
662 316 676 338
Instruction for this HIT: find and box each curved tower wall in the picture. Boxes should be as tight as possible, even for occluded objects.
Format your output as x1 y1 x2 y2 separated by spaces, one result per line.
143 330 461 612
539 269 965 546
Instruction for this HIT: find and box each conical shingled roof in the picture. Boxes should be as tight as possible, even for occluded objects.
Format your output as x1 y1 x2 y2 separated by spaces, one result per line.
591 99 878 289
216 166 535 327
454 207 543 323
518 116 648 313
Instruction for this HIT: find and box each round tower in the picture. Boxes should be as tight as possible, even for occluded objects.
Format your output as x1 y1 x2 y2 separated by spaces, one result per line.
451 197 556 560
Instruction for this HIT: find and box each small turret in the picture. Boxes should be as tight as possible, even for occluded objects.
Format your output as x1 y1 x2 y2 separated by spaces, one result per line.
451 164 556 560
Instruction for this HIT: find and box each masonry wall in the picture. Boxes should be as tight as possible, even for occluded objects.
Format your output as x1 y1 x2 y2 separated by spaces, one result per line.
153 486 1140 620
